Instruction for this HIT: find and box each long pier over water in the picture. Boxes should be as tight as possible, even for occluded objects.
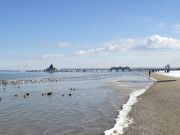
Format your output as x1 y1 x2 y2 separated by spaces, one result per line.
58 67 171 72
28 66 178 73
43 67 177 73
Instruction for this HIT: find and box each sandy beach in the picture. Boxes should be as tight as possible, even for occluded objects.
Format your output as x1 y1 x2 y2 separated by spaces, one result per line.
124 74 180 135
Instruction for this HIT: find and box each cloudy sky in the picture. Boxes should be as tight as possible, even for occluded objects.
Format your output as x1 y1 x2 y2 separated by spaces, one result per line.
0 0 180 70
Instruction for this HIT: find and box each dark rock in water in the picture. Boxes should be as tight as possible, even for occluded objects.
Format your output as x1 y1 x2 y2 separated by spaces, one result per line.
26 93 29 96
120 105 124 110
0 97 1 101
47 92 53 96
69 94 72 96
113 130 117 134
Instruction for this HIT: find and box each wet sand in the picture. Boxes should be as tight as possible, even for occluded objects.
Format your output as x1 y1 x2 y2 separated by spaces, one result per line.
124 74 180 135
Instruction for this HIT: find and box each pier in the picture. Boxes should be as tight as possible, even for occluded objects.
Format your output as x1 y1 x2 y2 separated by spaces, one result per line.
56 67 176 72
27 64 179 73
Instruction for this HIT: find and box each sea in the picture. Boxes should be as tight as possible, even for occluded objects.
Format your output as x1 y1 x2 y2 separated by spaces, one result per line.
0 70 155 135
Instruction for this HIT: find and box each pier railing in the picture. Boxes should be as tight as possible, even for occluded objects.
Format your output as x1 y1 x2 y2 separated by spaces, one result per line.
27 67 179 73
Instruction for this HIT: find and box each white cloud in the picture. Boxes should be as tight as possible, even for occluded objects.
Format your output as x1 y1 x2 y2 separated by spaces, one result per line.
103 39 139 51
74 48 106 55
74 35 180 55
46 42 71 47
40 54 64 59
143 35 180 49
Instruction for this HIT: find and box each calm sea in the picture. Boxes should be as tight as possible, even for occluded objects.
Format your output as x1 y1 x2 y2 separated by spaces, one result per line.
0 71 154 135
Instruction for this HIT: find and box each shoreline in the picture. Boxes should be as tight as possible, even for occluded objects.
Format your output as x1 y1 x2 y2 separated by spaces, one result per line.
104 75 154 135
124 74 180 135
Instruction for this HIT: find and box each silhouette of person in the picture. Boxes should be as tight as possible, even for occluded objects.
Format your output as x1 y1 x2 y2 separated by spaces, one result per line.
149 70 151 76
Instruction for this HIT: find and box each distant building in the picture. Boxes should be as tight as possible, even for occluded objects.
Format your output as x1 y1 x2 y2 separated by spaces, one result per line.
110 66 130 70
110 66 130 71
44 64 57 73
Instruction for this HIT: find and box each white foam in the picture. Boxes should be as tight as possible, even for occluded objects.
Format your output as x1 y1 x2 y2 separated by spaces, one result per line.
0 78 61 85
150 77 157 81
104 85 153 135
158 70 180 78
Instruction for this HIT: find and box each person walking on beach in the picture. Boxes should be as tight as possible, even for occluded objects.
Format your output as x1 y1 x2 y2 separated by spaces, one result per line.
149 70 151 76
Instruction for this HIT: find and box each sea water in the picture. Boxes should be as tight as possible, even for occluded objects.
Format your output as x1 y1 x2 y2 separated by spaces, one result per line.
0 71 154 135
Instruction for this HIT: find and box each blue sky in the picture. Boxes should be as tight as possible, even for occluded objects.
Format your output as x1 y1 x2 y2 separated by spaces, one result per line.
0 0 180 70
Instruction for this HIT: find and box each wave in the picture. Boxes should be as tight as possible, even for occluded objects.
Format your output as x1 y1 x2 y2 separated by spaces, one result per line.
104 82 155 135
0 78 61 85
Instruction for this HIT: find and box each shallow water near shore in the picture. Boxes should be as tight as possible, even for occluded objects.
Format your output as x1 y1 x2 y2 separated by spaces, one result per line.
0 71 154 135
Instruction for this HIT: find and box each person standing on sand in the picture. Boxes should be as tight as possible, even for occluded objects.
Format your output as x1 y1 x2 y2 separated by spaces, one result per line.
149 70 151 76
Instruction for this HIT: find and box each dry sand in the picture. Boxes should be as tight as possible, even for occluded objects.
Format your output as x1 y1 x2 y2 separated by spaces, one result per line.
124 74 180 135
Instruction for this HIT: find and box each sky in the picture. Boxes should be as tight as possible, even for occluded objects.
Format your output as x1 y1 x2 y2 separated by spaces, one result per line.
0 0 180 70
